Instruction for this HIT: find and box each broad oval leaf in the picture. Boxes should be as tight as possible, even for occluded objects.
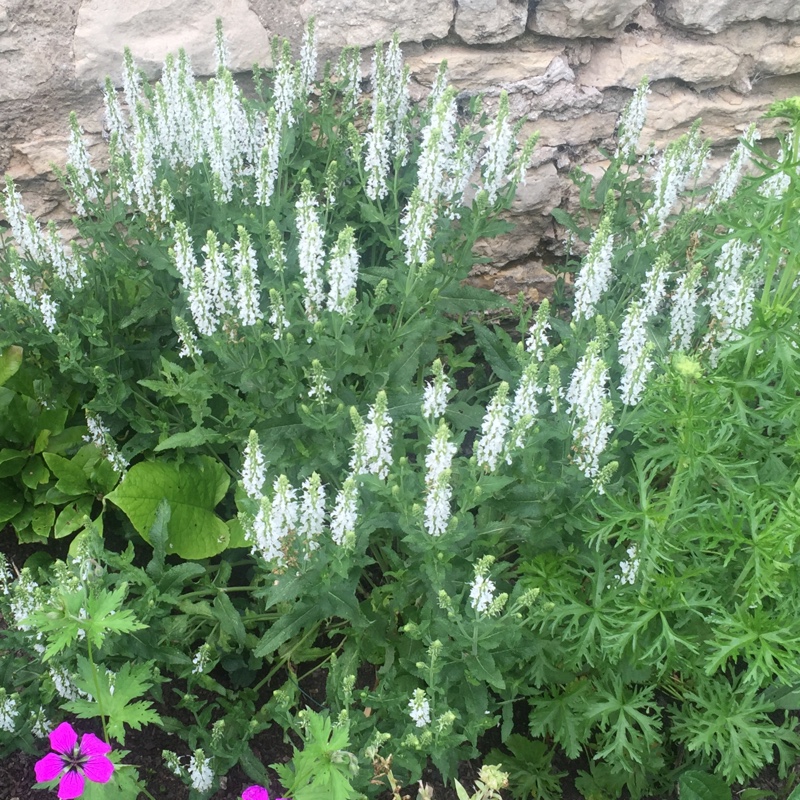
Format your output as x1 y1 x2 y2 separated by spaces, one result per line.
106 456 230 559
679 770 732 800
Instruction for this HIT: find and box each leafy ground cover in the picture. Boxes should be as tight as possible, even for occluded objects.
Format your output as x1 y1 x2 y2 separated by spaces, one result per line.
3 19 800 800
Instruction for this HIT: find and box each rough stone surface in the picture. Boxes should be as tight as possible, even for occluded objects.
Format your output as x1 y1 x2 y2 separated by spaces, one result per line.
74 0 274 81
406 42 565 90
643 77 793 145
529 0 648 38
659 0 800 34
454 0 527 44
582 32 741 88
297 0 454 50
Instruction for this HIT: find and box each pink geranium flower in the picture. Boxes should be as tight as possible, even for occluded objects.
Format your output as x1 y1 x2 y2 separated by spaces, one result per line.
34 721 114 799
242 786 288 800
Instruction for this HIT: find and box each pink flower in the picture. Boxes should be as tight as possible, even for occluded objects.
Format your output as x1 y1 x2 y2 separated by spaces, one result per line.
242 786 288 800
34 721 114 799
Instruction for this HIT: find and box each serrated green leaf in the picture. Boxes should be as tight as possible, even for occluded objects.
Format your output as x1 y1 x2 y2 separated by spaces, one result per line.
106 456 230 559
67 657 161 744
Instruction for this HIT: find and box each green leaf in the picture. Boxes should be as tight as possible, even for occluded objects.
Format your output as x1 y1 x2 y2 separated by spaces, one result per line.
679 770 732 800
213 592 246 646
0 345 22 387
43 452 91 496
473 323 518 384
0 448 27 478
153 426 223 452
67 657 161 745
53 498 94 539
106 456 230 559
31 504 55 538
469 650 506 690
145 498 171 580
20 455 49 489
0 481 23 523
254 603 321 658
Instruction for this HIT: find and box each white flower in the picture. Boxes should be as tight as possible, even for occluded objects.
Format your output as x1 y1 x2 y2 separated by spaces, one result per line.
49 666 84 702
83 411 128 473
669 264 703 352
298 18 318 100
424 421 457 536
565 341 613 479
256 109 281 206
618 544 640 585
510 359 540 448
327 226 359 315
172 221 197 283
191 643 212 674
268 288 291 340
188 750 214 793
296 181 326 322
615 78 650 161
364 102 391 201
201 230 233 320
66 113 99 213
643 125 707 240
307 359 331 402
241 430 266 500
618 256 670 406
573 217 614 323
39 292 57 332
421 359 452 420
274 40 297 129
248 476 297 565
481 91 514 204
474 382 511 472
213 18 230 71
469 574 496 615
351 392 393 479
0 690 18 733
188 264 217 336
618 302 654 406
175 316 201 358
704 238 760 352
31 707 52 739
298 473 326 551
707 125 759 209
233 226 262 326
408 689 431 727
525 298 551 360
331 477 359 546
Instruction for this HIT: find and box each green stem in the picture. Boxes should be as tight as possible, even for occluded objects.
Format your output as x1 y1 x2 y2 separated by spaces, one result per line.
86 637 110 744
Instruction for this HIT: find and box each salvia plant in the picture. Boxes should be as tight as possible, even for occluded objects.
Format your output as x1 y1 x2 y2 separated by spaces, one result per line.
2 18 800 800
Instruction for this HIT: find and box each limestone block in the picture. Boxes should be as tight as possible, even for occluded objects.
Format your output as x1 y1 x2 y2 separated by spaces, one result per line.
406 43 565 91
297 0 454 49
529 0 648 39
754 41 800 77
74 0 274 83
511 161 562 213
454 0 527 45
643 77 795 147
659 0 800 34
529 111 618 147
582 34 740 89
467 259 558 303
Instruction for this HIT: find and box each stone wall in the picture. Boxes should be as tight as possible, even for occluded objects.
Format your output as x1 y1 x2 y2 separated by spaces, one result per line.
2 0 799 299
